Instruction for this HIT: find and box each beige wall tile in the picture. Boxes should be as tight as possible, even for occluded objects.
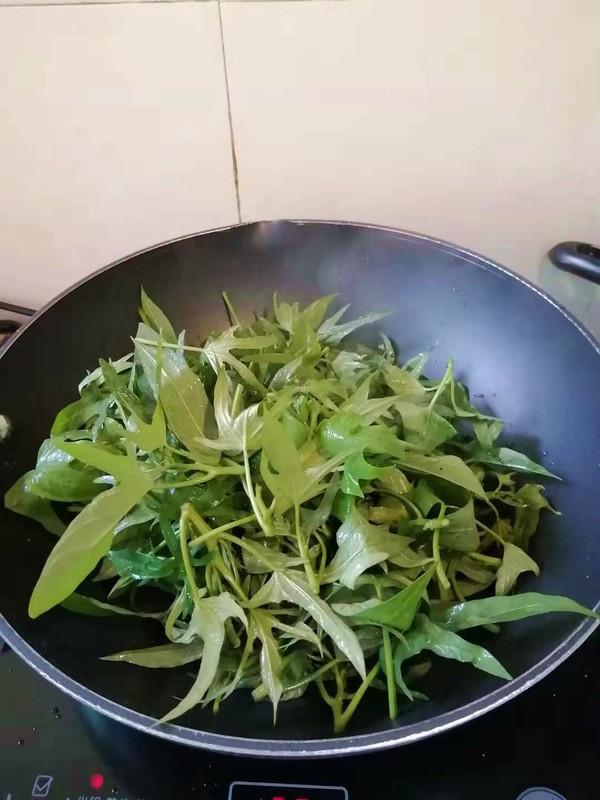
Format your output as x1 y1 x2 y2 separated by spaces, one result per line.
0 3 237 307
222 0 600 281
0 0 209 7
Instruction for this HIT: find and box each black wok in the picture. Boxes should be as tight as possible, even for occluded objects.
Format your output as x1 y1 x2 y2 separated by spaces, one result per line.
1 221 598 757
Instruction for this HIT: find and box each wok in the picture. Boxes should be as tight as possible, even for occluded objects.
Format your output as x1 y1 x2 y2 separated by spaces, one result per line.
0 220 598 758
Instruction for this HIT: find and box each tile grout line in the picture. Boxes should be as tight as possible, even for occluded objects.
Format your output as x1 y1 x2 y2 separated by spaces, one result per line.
217 0 242 224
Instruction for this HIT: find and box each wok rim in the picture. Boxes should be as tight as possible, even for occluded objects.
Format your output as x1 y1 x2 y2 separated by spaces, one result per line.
1 218 599 758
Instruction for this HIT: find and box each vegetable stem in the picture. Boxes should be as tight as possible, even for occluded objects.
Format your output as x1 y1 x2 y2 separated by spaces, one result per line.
382 629 398 720
335 664 380 732
295 503 319 594
468 551 503 567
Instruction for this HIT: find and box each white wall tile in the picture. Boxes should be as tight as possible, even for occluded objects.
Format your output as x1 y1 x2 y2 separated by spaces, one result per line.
0 3 237 307
222 0 600 281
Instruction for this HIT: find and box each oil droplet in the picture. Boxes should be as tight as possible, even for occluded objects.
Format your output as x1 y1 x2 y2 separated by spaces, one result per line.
17 738 24 746
55 712 62 719
31 726 37 732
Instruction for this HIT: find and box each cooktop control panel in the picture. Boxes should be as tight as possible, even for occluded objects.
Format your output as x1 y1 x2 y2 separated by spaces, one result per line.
228 783 348 800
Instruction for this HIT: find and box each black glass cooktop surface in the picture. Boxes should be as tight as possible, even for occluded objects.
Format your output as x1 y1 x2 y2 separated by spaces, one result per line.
1 630 598 800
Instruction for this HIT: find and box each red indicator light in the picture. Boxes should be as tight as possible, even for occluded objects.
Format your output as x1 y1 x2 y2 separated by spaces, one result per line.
90 774 104 790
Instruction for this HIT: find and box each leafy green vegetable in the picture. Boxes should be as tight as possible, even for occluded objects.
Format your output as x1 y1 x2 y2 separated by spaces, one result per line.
29 439 105 502
392 613 511 699
161 593 246 722
353 567 434 630
470 446 559 479
495 543 540 596
5 472 66 536
104 641 203 668
432 593 600 632
29 468 152 618
5 290 595 732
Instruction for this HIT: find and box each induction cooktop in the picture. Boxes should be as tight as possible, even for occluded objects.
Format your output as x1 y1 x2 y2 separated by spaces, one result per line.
1 630 598 800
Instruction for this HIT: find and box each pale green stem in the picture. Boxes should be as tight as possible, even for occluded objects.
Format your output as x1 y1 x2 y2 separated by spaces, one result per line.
476 520 506 546
468 551 503 567
335 664 380 733
382 629 398 720
295 503 319 594
188 514 257 549
427 359 454 412
179 506 203 608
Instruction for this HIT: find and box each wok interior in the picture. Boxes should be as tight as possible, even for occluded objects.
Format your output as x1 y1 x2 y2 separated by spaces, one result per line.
1 221 598 742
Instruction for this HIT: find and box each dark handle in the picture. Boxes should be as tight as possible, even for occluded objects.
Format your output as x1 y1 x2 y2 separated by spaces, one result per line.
0 320 21 335
547 241 600 285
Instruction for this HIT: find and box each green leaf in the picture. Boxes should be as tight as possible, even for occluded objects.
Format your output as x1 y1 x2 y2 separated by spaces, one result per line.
472 420 504 450
135 324 213 457
338 378 397 425
397 452 485 499
260 414 324 513
78 352 134 394
432 592 600 632
340 452 388 497
471 446 559 479
100 358 146 420
28 469 152 618
411 480 439 516
4 472 66 536
203 326 277 395
251 571 366 679
161 593 246 722
242 542 307 575
251 609 284 711
325 509 414 589
395 402 457 451
446 374 497 420
55 439 144 482
100 357 166 452
318 305 388 344
384 365 426 399
395 614 511 686
438 500 480 552
60 592 164 619
317 414 485 498
354 567 435 631
495 543 540 596
29 439 104 502
273 293 335 334
198 368 261 455
109 549 178 581
512 484 553 548
50 394 109 437
103 641 203 668
125 401 167 452
140 288 177 343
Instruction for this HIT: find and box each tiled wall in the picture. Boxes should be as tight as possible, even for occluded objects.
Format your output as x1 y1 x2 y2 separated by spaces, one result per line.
1 0 599 307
